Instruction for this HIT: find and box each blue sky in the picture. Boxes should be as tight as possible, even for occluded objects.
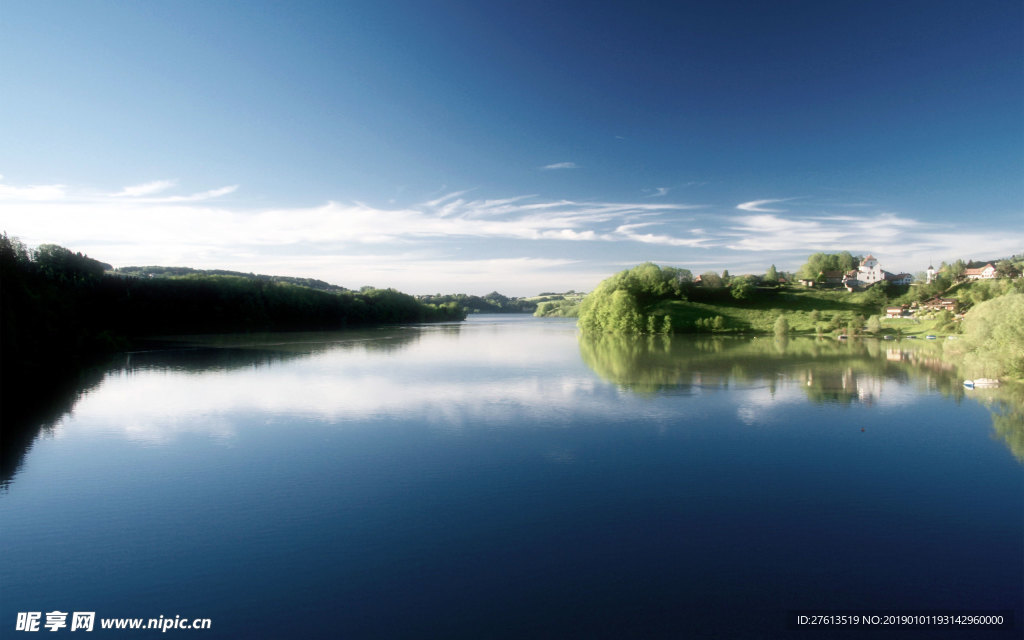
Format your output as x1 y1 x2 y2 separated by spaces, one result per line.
2 0 1021 295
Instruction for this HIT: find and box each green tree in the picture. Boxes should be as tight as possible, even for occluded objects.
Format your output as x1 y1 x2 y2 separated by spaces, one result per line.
578 263 692 333
996 260 1020 279
774 315 789 338
34 244 110 282
863 282 889 308
866 315 882 334
836 251 858 273
765 264 779 283
730 276 755 300
797 252 857 280
700 271 723 289
952 294 1024 379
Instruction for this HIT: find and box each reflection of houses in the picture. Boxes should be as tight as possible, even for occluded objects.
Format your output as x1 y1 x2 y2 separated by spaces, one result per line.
965 262 997 280
886 348 908 362
800 368 872 405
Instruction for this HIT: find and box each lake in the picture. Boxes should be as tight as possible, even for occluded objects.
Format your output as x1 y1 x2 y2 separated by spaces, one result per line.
2 315 1021 638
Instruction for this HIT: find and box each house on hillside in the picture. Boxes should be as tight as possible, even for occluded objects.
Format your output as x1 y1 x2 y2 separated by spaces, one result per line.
822 270 846 286
886 272 914 285
965 262 996 280
921 297 957 312
799 254 913 289
886 305 908 318
839 254 912 289
857 254 885 285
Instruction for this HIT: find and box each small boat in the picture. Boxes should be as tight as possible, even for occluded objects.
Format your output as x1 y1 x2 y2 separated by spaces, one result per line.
883 335 894 340
964 378 1000 389
837 335 848 340
926 335 937 340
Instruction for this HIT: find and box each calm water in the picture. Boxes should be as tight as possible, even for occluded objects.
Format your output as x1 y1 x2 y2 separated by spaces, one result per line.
2 315 1022 639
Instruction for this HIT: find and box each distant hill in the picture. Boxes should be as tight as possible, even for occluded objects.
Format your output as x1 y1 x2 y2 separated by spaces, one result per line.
416 291 538 313
530 292 585 317
114 265 351 294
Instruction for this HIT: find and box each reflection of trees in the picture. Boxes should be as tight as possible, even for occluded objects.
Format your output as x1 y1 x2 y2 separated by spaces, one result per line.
578 334 891 397
1 329 429 490
2 357 111 489
966 383 1024 463
578 333 1024 463
129 328 427 372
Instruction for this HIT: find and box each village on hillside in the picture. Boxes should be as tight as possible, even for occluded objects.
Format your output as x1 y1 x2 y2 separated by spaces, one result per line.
789 253 1020 320
796 254 913 289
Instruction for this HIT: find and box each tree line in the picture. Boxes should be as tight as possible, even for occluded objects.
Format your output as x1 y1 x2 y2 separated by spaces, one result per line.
0 235 465 384
114 265 353 293
416 291 537 313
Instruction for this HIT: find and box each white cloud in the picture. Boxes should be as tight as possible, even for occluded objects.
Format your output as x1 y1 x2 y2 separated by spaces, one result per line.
111 179 177 197
542 162 578 170
0 177 710 294
154 185 239 202
2 176 1019 294
613 223 710 247
0 181 67 200
736 198 793 213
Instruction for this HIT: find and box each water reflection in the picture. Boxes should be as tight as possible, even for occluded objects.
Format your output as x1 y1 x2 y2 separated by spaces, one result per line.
1 327 432 488
2 318 1021 637
1 359 111 489
4 319 611 482
579 333 1024 462
6 322 1022 494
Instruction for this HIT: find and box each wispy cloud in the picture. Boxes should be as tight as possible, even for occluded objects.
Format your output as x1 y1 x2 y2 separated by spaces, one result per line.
614 223 709 247
736 198 796 213
0 177 67 201
153 185 238 202
2 176 1019 294
542 162 578 170
112 180 177 197
724 212 921 252
644 187 670 197
0 178 709 268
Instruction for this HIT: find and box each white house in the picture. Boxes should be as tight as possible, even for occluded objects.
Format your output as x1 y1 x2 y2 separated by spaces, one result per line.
857 254 884 284
965 263 996 280
846 254 911 287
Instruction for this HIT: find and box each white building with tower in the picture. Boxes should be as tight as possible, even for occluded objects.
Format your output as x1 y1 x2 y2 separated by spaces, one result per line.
857 254 884 284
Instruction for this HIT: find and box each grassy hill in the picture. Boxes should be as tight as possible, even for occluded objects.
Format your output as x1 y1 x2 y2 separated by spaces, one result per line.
650 288 881 334
531 291 585 317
